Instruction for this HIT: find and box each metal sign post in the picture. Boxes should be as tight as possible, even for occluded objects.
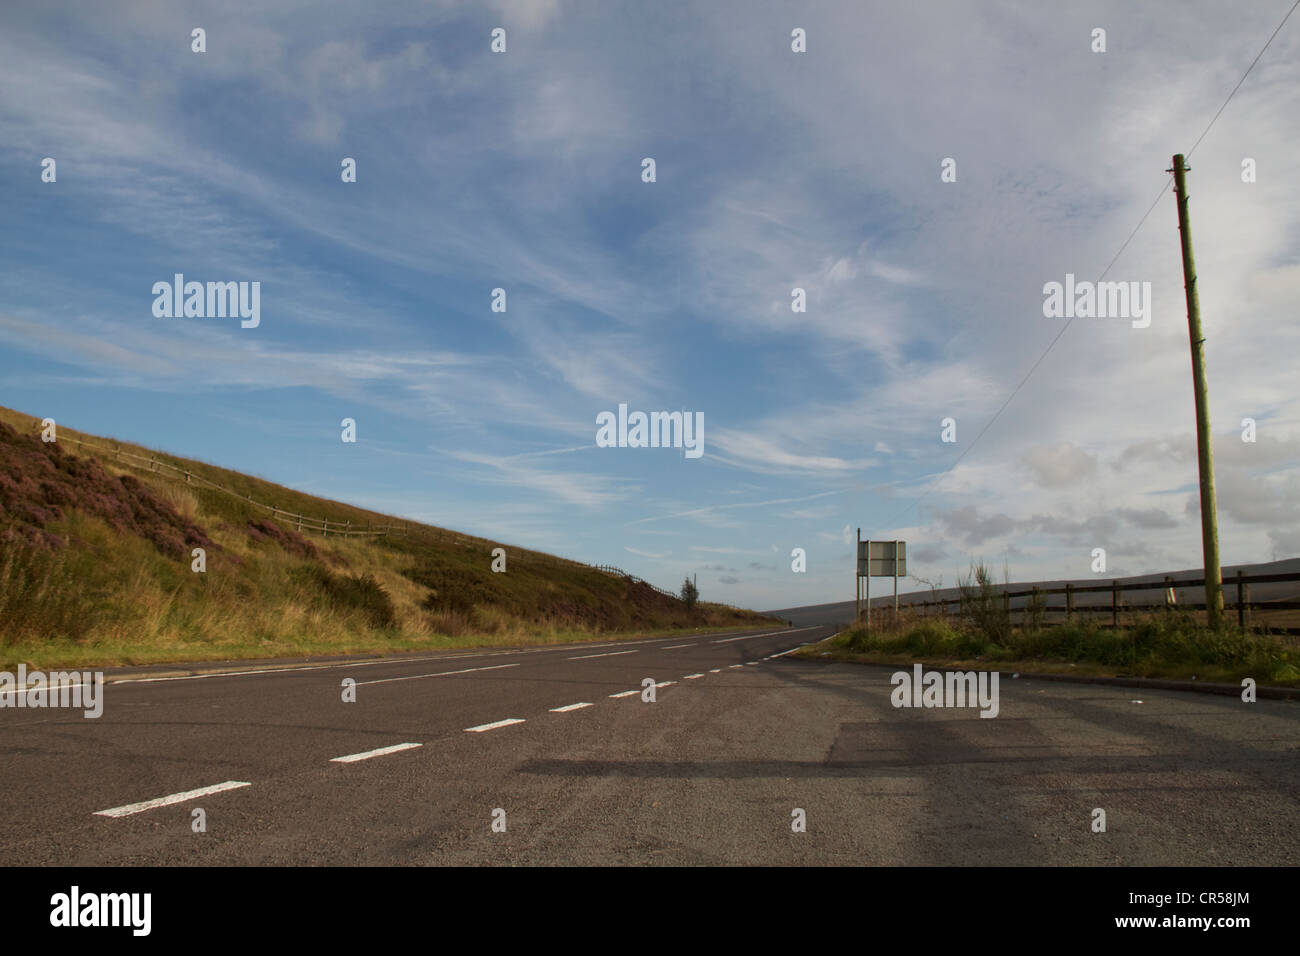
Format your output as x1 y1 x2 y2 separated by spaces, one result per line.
894 539 900 618
857 540 906 629
856 528 861 623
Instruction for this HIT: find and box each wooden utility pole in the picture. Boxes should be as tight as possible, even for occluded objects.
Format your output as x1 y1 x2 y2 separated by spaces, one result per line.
1170 154 1224 627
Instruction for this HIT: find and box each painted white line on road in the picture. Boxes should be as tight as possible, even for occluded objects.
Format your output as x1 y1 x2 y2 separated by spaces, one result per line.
465 718 526 733
107 628 811 687
729 664 745 668
569 649 638 660
683 673 704 679
357 662 520 687
549 702 594 712
1 679 99 696
608 690 639 698
654 681 676 688
331 742 422 764
709 669 722 673
710 625 822 644
94 781 251 818
663 644 694 649
768 644 810 659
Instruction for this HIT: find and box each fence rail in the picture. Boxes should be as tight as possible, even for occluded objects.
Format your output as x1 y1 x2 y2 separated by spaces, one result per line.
878 570 1300 635
594 565 683 601
51 430 687 599
60 436 407 538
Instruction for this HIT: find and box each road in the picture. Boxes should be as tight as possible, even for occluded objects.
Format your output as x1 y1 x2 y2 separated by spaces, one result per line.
1 621 1296 865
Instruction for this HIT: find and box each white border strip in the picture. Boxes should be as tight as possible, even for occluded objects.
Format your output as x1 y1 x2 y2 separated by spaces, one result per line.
330 742 422 763
95 781 251 818
465 718 525 733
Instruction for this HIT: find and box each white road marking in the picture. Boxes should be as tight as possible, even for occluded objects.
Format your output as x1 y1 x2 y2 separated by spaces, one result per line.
104 628 804 687
663 644 694 649
683 673 704 679
0 678 98 696
768 645 808 659
549 702 594 712
356 662 520 686
569 649 638 660
709 669 722 673
608 690 639 698
331 742 422 763
654 681 676 688
729 664 745 668
95 781 251 818
710 625 823 644
465 718 526 733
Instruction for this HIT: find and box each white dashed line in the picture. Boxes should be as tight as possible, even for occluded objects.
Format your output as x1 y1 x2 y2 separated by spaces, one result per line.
609 690 639 698
569 649 639 660
709 669 722 673
95 781 251 818
465 718 525 733
549 702 594 712
664 644 694 649
683 673 704 679
331 742 422 763
729 664 744 668
654 681 676 688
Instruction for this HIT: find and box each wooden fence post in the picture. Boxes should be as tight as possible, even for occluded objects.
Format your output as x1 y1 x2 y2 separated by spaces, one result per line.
1237 569 1246 629
323 518 328 537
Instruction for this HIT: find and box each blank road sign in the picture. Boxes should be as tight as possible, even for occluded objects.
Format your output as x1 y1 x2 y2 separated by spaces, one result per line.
858 540 906 577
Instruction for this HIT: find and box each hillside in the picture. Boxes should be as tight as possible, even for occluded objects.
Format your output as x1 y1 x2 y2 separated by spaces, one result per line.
0 406 776 668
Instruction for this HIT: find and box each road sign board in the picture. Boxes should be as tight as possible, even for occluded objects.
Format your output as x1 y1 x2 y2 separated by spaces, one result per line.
858 540 906 578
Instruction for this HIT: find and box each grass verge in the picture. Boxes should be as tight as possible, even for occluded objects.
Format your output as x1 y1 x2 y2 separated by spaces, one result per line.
796 610 1299 687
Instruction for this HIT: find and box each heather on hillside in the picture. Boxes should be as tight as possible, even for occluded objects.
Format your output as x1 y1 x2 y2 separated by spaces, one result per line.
0 407 776 667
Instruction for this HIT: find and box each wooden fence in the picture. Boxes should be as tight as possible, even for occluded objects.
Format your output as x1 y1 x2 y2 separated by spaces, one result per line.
53 431 683 594
594 565 683 601
880 570 1300 635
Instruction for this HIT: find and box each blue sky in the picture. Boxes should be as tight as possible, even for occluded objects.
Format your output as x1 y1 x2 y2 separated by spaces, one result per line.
2 0 1299 610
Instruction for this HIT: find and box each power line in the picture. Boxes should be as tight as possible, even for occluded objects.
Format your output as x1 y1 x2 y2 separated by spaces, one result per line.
1188 0 1300 159
879 2 1299 532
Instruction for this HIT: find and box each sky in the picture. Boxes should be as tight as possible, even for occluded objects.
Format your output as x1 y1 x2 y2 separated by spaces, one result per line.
1 0 1298 611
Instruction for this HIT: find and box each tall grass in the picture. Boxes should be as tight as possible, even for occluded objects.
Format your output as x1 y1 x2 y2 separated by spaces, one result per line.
835 604 1298 684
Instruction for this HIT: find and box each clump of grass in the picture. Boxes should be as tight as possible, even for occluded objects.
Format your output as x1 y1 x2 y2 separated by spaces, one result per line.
298 565 396 629
155 482 200 521
0 538 95 644
957 560 1012 645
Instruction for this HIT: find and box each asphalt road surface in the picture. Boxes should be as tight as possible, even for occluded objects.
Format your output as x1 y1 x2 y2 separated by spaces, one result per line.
1 622 1296 865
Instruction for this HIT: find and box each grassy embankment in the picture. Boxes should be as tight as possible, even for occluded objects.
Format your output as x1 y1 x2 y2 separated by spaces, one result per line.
796 563 1299 687
0 406 778 668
